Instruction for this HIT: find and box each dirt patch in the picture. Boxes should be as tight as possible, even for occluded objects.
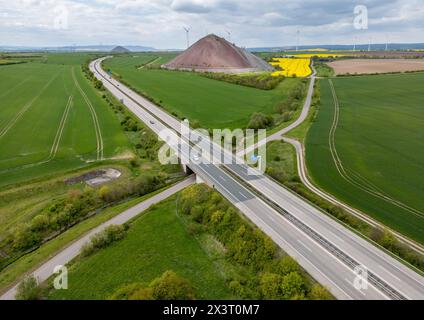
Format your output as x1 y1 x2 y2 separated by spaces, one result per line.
65 169 122 187
328 59 424 75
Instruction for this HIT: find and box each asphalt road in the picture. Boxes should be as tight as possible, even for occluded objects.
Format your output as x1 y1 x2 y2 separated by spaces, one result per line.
0 177 195 300
87 58 424 300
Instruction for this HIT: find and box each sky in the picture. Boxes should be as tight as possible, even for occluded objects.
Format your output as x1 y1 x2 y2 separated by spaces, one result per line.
0 0 423 49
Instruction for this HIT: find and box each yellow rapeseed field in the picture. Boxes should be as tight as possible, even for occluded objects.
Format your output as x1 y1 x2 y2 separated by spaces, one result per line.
291 53 346 58
270 58 312 77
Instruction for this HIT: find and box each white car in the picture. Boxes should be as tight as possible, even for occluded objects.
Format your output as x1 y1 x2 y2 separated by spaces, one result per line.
192 153 200 163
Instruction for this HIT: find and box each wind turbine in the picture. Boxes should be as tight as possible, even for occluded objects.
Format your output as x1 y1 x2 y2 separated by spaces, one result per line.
183 26 191 49
368 37 372 52
353 36 357 52
296 29 300 51
385 34 389 51
226 30 232 43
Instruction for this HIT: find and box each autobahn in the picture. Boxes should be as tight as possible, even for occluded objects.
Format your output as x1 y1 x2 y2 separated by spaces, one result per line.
90 57 424 300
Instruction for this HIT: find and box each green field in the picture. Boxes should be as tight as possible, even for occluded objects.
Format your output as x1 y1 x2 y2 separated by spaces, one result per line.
0 54 132 187
306 74 424 243
104 55 301 129
48 196 232 300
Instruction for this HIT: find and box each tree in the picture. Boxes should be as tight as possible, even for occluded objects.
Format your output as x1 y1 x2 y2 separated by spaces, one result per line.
111 271 196 300
260 273 283 299
190 205 204 223
12 224 42 251
15 276 42 300
31 215 49 232
99 186 111 201
276 256 300 276
247 113 272 130
309 284 333 300
281 272 306 299
150 271 196 300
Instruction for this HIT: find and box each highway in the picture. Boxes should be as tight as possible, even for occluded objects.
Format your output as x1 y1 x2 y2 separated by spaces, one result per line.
90 57 424 300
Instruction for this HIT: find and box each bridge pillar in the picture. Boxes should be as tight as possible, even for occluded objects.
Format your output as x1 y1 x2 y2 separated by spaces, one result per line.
196 175 205 184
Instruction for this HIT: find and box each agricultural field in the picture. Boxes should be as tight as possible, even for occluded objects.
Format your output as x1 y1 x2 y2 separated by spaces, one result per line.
290 53 346 58
270 58 312 77
306 74 424 243
0 54 132 187
0 60 22 66
328 59 424 75
104 54 302 129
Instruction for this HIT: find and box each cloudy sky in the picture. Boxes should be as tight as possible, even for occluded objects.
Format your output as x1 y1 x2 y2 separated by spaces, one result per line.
0 0 423 48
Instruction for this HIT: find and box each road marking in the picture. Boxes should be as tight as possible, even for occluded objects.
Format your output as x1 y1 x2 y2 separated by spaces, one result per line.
344 278 367 297
238 191 248 200
219 176 226 182
331 233 345 244
379 265 401 282
297 239 313 253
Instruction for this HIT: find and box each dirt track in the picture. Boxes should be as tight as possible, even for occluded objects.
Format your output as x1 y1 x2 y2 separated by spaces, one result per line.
328 59 424 75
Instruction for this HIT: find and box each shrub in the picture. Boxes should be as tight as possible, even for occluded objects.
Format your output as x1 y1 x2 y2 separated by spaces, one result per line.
309 284 333 300
260 273 283 299
80 225 127 257
150 271 195 300
281 272 306 300
15 276 43 300
275 256 301 276
110 271 195 300
247 112 273 129
201 73 283 90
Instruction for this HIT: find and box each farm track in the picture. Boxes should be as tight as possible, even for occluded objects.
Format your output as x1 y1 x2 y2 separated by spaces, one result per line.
137 57 161 69
71 67 104 161
0 96 73 174
327 79 424 219
0 72 60 140
48 95 73 160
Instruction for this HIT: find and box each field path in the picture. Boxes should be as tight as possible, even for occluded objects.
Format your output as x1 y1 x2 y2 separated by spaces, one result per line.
0 176 195 300
48 95 73 160
137 57 161 69
0 72 59 140
71 68 104 161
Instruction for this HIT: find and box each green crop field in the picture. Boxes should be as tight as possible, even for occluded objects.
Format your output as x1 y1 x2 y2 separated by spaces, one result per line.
306 74 424 243
0 54 132 187
104 54 301 129
48 196 232 300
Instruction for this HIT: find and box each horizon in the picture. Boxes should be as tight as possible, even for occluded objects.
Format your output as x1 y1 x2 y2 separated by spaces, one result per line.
2 40 424 52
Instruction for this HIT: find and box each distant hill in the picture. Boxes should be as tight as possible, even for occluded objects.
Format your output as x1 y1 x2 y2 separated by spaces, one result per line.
164 34 273 73
0 45 157 53
111 46 130 53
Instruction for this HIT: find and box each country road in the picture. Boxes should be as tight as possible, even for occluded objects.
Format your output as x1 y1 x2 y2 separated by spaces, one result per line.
0 177 196 300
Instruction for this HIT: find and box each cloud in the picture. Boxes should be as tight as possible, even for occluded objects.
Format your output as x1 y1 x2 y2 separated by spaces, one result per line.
0 0 422 48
